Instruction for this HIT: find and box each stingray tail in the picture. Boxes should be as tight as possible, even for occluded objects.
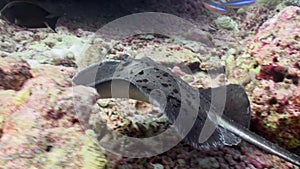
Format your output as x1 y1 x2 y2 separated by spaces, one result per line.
218 116 300 166
185 84 251 150
193 84 300 166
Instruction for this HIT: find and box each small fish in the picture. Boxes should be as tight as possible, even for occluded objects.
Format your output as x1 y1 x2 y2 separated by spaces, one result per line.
73 55 300 167
223 0 256 8
202 1 228 14
0 1 60 32
202 0 256 14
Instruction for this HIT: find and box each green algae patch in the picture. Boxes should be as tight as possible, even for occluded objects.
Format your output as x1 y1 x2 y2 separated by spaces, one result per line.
29 34 85 51
237 59 260 79
256 0 281 8
82 131 107 169
285 137 300 149
263 120 277 131
18 33 90 66
42 148 66 169
276 132 300 149
240 61 260 73
215 16 239 31
45 89 62 105
32 129 88 168
13 89 30 106
225 54 234 74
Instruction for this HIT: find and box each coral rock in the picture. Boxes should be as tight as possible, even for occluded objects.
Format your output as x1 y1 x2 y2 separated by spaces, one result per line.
0 57 32 90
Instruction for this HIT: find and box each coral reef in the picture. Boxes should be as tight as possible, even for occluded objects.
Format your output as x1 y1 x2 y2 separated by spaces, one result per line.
0 57 107 169
228 6 300 150
0 57 32 90
0 1 299 168
0 19 92 67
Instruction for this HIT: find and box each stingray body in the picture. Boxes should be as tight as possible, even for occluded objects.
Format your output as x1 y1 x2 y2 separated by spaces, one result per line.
73 56 300 166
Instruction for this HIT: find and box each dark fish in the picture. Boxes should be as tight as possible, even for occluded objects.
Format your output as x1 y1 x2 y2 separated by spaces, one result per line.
202 0 256 14
72 55 300 167
0 1 59 31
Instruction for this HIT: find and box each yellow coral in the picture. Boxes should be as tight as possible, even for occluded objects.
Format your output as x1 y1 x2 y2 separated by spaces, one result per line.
13 89 30 106
82 131 107 169
43 148 66 169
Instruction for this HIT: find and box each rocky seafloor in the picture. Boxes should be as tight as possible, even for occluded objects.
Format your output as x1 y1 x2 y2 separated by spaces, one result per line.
0 0 300 168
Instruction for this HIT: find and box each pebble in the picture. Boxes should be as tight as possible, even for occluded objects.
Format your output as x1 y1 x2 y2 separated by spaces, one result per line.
151 163 164 169
198 157 220 169
98 99 110 107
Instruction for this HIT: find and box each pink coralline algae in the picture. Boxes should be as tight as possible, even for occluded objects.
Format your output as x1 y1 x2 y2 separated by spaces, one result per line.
230 6 300 149
0 57 107 169
249 7 300 62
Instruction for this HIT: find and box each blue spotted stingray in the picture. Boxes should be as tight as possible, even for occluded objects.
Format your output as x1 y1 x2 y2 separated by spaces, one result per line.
73 56 300 166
